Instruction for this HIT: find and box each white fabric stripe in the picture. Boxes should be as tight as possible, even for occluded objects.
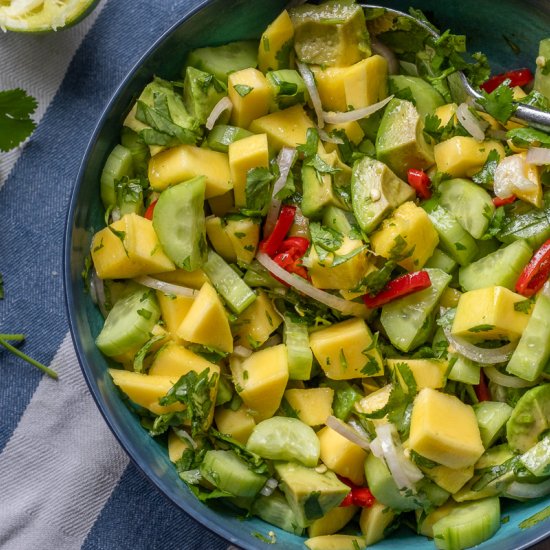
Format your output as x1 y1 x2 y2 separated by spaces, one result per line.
0 0 107 186
0 332 129 550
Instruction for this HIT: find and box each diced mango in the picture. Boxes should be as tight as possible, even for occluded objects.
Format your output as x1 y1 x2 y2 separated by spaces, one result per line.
205 216 236 262
370 201 439 271
452 286 530 343
360 501 395 546
494 152 542 208
425 464 474 494
308 506 358 538
148 342 219 378
108 368 183 415
91 214 175 279
434 103 457 127
208 190 235 217
156 291 195 338
167 429 190 463
214 404 256 444
355 384 391 414
284 388 334 426
324 120 364 148
440 287 462 309
225 218 260 264
232 291 282 349
308 237 370 290
434 137 505 177
416 500 456 538
228 68 271 129
230 344 289 421
154 268 209 289
148 144 232 198
310 318 384 380
249 104 315 151
318 426 367 486
311 55 388 112
409 388 484 469
258 9 294 73
177 282 233 353
386 358 448 390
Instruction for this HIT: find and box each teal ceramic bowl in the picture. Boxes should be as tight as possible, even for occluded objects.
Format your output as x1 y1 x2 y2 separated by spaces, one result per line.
65 1 550 548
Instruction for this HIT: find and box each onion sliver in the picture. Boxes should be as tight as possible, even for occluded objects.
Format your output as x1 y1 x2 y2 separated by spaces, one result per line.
232 345 252 359
484 366 536 389
90 268 108 319
256 252 367 317
326 416 370 451
443 324 517 365
264 147 296 236
322 95 394 125
456 103 487 141
506 479 550 499
135 276 198 298
260 477 278 497
526 147 550 166
371 38 399 75
318 128 344 144
205 96 233 130
296 60 324 129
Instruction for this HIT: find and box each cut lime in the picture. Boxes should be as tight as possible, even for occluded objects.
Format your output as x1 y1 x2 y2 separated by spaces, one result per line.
0 0 99 32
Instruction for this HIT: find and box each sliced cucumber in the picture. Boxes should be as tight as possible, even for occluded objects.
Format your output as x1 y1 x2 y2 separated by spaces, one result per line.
100 144 134 208
200 450 267 498
284 314 313 380
424 248 457 273
447 355 480 385
459 240 532 292
246 416 320 467
95 287 160 357
252 490 305 535
322 206 357 237
520 435 550 477
206 124 253 153
474 401 513 449
321 379 361 421
388 74 445 118
120 127 149 176
431 497 501 550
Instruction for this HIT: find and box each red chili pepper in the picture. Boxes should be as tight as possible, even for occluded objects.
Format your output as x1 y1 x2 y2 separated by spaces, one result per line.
492 195 517 207
475 370 491 402
407 168 432 200
259 205 296 256
273 251 309 280
480 68 534 94
363 271 432 309
340 492 355 507
515 239 550 297
337 477 375 508
144 199 158 220
277 236 310 257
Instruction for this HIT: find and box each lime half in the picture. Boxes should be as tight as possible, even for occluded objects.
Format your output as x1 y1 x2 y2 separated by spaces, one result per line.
0 0 99 32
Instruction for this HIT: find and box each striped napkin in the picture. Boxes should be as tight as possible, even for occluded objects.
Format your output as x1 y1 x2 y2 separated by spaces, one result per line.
0 1 229 548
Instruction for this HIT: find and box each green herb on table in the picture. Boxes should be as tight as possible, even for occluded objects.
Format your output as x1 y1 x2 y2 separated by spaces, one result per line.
0 334 58 379
0 88 37 152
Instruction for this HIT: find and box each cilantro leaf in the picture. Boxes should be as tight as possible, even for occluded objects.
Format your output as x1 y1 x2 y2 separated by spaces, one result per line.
472 149 501 188
477 81 515 124
233 84 253 97
244 166 276 215
297 127 319 159
0 88 37 152
506 127 550 149
309 222 343 262
210 429 269 475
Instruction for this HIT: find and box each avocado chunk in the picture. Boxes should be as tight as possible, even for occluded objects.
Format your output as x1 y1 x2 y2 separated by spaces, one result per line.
351 156 415 234
534 38 550 100
376 97 434 179
274 462 350 528
289 1 370 67
388 74 445 118
183 66 227 126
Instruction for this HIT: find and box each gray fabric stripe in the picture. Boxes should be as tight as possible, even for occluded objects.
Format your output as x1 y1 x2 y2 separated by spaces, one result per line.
0 332 129 550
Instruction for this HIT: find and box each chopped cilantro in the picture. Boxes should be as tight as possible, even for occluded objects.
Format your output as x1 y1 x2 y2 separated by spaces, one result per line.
468 324 495 333
244 166 276 215
233 84 253 97
514 298 535 314
472 149 501 188
477 80 515 124
0 88 37 152
507 126 550 149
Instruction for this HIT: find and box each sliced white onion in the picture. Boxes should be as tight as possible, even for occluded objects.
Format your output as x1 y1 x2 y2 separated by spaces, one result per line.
371 38 399 75
256 252 367 317
494 155 526 199
134 275 198 297
318 128 344 144
443 324 517 365
205 96 233 131
506 479 550 499
526 147 550 166
322 95 394 125
260 477 279 497
173 427 197 449
484 366 536 388
232 345 252 359
296 60 325 129
111 207 121 222
326 415 371 450
264 147 296 237
456 103 487 141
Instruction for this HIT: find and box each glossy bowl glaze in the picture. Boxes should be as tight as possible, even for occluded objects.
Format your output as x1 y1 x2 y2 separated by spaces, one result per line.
65 1 550 548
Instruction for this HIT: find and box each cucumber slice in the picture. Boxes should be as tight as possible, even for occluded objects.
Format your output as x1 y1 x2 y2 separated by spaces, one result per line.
474 401 513 448
321 379 361 421
447 355 480 385
266 69 309 110
246 416 320 467
520 435 550 477
252 490 305 535
206 124 253 153
459 240 532 292
120 127 150 176
424 248 457 273
100 144 134 208
96 288 160 357
431 497 501 550
283 313 313 381
388 75 445 117
152 176 207 271
200 449 267 497
437 179 494 239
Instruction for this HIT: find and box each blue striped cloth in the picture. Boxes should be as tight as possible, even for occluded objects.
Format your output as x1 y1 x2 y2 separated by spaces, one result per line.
0 1 230 548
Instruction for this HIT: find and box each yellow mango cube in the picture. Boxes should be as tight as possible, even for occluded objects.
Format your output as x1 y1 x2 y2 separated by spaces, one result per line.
214 404 256 444
324 120 364 145
167 429 190 462
434 103 457 127
228 68 271 129
310 318 384 380
387 358 448 390
177 282 233 353
258 10 294 73
208 190 235 217
318 426 367 485
225 218 260 265
154 268 209 289
91 214 175 279
148 144 232 198
452 286 530 343
308 506 358 538
312 55 388 112
284 388 334 426
249 104 315 151
425 463 474 494
228 133 270 207
230 344 289 421
156 291 195 339
409 388 484 469
205 216 236 262
148 342 219 378
360 502 395 546
233 291 282 349
434 137 505 177
370 201 439 271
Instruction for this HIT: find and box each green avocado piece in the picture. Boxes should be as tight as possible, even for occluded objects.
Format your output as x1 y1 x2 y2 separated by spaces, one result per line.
376 97 434 179
534 38 550 100
183 66 227 125
388 74 445 118
351 156 415 234
274 462 350 528
289 1 370 67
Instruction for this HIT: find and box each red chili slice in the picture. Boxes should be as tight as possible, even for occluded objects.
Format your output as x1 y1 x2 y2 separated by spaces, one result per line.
474 370 491 402
337 477 375 508
480 68 534 94
277 236 310 257
144 199 158 220
273 251 309 280
407 168 432 200
259 205 296 257
363 271 432 309
515 239 550 297
492 195 517 207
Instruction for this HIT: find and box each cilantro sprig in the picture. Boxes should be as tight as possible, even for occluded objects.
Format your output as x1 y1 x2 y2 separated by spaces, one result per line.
0 334 58 379
0 88 37 152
